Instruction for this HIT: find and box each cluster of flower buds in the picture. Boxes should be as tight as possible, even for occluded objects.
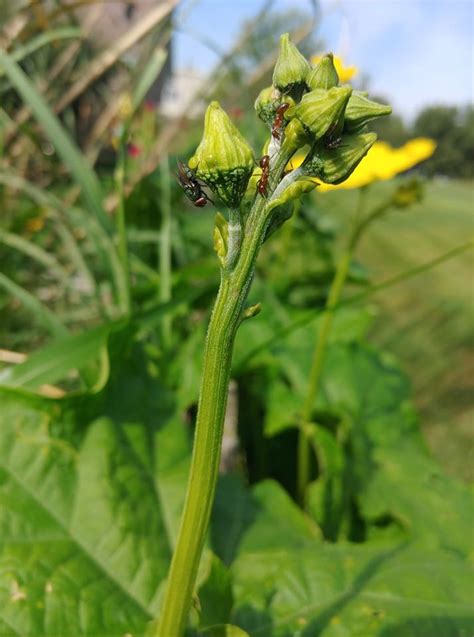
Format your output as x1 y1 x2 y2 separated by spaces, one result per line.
181 34 391 264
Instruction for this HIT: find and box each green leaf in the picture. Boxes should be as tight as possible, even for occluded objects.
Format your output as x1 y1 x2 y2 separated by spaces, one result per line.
0 336 191 636
213 477 474 637
0 321 123 390
197 554 233 629
317 343 474 555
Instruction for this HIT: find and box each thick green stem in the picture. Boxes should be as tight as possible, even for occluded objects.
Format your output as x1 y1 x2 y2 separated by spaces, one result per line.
152 146 291 635
152 148 288 633
297 248 352 504
152 208 267 636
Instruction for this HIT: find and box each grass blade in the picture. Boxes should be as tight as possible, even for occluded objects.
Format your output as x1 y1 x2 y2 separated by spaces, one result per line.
0 171 126 312
0 272 67 338
0 49 111 233
132 46 168 111
0 27 81 78
0 228 69 283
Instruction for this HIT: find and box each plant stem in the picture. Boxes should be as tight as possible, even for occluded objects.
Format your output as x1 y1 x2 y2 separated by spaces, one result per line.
159 154 172 346
151 147 292 635
153 148 290 635
297 248 352 504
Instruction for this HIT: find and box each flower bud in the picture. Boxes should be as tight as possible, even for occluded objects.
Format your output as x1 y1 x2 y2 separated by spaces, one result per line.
317 132 377 184
254 85 281 126
344 94 392 132
286 86 352 141
272 33 311 93
189 101 254 208
392 178 424 208
280 117 310 157
307 53 339 90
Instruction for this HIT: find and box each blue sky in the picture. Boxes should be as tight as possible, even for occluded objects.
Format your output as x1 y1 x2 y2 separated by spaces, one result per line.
173 0 473 121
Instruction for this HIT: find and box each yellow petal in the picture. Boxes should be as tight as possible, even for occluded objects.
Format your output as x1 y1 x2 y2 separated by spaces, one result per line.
310 53 358 82
317 138 436 192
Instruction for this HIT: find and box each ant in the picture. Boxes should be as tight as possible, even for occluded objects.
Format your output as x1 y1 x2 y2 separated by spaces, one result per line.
271 102 290 140
324 135 343 150
323 120 344 150
176 160 213 207
257 154 270 196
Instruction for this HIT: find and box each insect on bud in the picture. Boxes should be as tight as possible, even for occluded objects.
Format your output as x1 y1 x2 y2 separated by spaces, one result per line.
286 86 352 141
189 101 254 208
272 33 311 93
307 53 339 90
344 94 392 132
316 132 377 184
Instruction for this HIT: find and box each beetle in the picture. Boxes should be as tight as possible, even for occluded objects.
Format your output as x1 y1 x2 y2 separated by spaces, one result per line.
271 103 290 140
176 160 212 207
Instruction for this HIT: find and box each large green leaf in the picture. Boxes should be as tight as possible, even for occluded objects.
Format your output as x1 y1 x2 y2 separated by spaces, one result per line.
314 343 474 555
253 316 473 554
0 334 192 636
212 476 474 637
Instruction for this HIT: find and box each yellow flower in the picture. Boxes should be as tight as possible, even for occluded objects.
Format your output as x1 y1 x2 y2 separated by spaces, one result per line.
288 138 436 192
311 53 357 83
318 137 436 191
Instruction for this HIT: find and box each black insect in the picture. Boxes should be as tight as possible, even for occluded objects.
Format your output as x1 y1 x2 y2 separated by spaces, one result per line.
257 154 270 196
324 135 343 150
176 161 212 207
271 103 290 140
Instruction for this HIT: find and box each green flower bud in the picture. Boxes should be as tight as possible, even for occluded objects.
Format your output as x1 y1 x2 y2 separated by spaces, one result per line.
316 132 377 184
189 101 254 208
286 86 352 140
272 33 311 93
254 85 281 126
392 178 424 208
344 94 392 132
307 53 339 90
280 118 310 157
